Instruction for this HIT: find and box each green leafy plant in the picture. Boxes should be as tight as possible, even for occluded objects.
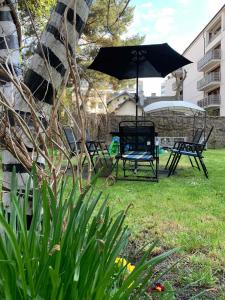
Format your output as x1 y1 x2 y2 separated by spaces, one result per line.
0 170 175 299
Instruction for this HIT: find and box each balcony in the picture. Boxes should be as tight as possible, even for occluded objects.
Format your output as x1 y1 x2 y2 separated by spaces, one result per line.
197 94 221 108
197 72 220 91
197 49 221 72
207 28 221 45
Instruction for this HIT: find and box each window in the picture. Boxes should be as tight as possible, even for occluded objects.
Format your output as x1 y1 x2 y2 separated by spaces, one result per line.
207 20 221 44
208 87 220 96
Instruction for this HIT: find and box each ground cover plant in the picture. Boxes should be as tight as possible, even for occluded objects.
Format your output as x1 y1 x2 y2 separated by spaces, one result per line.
95 149 225 299
0 169 176 300
0 150 225 299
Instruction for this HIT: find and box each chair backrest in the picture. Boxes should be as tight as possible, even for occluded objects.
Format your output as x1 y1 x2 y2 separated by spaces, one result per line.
119 121 156 156
63 126 79 153
198 126 214 151
203 126 214 146
192 128 204 143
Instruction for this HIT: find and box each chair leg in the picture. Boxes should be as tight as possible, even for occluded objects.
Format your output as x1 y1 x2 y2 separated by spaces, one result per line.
188 156 195 168
115 159 119 179
152 158 158 180
188 155 200 170
167 152 178 176
134 161 138 173
172 153 182 175
198 156 208 178
193 156 201 170
149 161 155 175
156 157 159 180
165 151 173 170
168 153 181 176
123 160 126 177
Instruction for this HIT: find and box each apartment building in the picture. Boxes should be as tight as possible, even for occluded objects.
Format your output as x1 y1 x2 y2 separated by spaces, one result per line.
162 5 225 116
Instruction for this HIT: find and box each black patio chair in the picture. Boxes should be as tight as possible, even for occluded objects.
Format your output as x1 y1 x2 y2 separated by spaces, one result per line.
114 120 159 181
165 127 204 170
167 126 214 178
63 126 79 156
85 130 111 166
63 126 110 173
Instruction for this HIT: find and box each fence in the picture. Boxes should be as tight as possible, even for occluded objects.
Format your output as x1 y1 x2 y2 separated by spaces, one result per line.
86 113 225 148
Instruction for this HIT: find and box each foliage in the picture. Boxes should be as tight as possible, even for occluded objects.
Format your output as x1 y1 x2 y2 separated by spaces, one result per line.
96 149 225 298
18 0 56 61
18 0 144 105
0 170 175 300
19 0 56 20
80 0 145 92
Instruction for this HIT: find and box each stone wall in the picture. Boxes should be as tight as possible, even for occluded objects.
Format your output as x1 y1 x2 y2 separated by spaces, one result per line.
86 114 225 148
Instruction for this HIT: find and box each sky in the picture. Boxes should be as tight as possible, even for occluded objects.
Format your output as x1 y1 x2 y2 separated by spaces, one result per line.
128 0 225 96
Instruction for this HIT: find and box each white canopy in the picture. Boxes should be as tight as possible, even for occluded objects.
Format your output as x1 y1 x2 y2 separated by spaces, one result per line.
144 100 205 115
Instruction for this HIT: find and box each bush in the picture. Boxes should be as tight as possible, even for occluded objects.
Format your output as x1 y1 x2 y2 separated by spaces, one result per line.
0 171 175 299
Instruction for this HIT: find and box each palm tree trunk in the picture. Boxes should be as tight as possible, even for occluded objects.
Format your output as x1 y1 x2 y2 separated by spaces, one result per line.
1 0 93 216
0 0 25 213
24 0 92 105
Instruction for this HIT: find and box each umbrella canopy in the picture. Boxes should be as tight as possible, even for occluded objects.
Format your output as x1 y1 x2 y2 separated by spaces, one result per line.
144 100 205 115
88 43 191 80
88 43 192 120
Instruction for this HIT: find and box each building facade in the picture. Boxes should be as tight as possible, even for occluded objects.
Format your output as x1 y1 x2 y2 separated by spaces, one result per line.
107 92 143 116
162 5 225 116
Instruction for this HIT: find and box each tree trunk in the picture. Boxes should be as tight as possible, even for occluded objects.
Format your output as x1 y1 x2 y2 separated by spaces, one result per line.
1 0 93 215
0 0 24 213
25 0 93 105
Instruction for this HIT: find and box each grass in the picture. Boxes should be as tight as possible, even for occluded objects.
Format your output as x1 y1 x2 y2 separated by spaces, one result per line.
95 149 225 298
0 149 225 298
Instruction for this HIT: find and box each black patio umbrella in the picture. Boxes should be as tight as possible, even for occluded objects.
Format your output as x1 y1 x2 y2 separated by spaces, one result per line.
88 43 192 121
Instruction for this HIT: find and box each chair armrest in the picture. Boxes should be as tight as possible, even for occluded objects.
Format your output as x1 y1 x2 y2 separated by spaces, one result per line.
172 141 182 148
179 141 202 147
178 141 204 151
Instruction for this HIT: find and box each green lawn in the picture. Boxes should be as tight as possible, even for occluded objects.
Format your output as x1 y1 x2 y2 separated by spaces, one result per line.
95 149 225 299
0 150 225 298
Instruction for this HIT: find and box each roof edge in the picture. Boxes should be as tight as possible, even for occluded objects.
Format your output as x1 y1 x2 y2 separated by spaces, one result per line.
183 4 225 54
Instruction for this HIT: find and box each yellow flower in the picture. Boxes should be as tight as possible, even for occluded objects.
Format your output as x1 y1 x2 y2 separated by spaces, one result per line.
115 257 127 267
115 257 135 273
127 263 135 273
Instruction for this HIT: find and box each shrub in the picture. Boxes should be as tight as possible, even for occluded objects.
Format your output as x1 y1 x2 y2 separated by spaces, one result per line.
0 172 175 299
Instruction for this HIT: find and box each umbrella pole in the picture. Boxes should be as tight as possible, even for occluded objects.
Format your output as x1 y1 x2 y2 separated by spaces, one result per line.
136 76 139 123
135 50 139 123
134 50 139 174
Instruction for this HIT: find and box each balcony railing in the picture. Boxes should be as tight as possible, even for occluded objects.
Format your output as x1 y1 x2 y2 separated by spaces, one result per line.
197 94 221 108
197 49 221 71
208 29 221 44
197 72 220 91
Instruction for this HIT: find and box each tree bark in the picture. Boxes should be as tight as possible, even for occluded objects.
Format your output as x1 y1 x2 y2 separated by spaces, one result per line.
0 0 93 215
0 0 25 213
25 0 92 106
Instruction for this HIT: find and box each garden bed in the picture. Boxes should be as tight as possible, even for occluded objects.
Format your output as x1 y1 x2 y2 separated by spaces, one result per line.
95 149 225 298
